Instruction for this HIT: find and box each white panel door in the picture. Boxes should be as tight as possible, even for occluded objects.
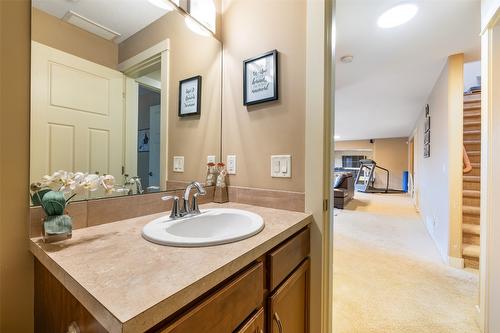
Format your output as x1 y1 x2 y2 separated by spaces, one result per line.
149 105 161 187
31 41 124 183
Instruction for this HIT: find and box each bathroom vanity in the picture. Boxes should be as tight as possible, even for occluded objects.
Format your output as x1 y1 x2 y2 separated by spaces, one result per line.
30 203 312 333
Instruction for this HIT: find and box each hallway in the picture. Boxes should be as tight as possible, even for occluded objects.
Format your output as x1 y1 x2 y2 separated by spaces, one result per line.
333 193 480 333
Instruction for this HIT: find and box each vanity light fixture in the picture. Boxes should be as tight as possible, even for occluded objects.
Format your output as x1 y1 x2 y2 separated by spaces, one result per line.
334 135 341 140
185 16 211 37
340 55 354 63
148 0 176 12
377 3 418 29
62 11 120 41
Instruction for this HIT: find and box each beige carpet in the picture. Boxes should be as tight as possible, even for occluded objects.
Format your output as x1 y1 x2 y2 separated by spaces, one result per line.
333 193 480 333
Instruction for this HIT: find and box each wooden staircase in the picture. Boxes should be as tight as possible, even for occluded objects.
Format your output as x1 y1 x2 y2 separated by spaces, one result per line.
462 91 481 269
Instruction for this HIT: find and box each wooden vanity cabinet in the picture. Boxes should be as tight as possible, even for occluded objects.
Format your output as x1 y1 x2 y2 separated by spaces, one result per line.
268 259 310 333
235 308 265 333
35 227 310 333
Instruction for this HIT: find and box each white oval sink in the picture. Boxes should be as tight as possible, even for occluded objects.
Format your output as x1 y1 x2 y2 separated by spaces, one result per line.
142 208 264 247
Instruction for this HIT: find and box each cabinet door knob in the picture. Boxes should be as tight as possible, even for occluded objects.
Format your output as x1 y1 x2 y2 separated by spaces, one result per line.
67 321 80 333
273 312 284 333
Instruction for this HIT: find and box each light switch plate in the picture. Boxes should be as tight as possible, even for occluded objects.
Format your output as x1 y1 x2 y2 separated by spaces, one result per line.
271 155 291 178
173 156 184 172
207 155 216 164
227 155 237 174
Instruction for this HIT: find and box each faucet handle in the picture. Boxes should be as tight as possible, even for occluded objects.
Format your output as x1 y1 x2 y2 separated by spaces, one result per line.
191 193 204 214
162 195 179 218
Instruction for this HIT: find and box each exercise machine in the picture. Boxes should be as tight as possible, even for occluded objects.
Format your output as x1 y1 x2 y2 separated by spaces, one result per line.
354 159 404 193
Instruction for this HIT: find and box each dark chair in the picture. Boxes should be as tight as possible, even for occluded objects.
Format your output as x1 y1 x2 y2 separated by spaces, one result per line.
333 173 354 209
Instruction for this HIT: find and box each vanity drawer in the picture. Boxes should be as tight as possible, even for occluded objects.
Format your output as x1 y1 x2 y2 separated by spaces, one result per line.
160 262 263 333
268 228 310 291
235 308 264 333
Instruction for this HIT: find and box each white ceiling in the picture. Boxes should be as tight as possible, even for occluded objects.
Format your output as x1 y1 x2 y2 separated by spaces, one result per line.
33 0 173 43
335 0 481 141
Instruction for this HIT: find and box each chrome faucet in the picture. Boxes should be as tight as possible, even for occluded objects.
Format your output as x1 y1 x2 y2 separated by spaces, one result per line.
181 181 206 215
161 181 206 219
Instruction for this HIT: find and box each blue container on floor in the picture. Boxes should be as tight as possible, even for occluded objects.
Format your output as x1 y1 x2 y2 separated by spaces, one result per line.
402 171 409 193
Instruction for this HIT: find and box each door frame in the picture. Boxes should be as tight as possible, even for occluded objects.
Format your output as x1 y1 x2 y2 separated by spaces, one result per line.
118 39 170 189
305 0 334 332
479 5 500 332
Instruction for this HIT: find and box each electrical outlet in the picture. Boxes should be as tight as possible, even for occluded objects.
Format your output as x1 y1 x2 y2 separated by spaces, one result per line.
207 155 216 164
173 156 184 172
227 155 237 174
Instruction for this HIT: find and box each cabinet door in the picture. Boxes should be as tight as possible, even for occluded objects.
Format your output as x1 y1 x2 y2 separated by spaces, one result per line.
235 308 265 333
268 259 309 333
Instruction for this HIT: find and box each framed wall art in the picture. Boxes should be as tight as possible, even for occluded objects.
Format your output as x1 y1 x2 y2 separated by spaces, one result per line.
178 75 202 117
424 104 431 158
243 49 279 106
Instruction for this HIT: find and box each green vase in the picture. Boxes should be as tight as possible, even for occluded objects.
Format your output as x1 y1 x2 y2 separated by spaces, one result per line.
43 214 72 242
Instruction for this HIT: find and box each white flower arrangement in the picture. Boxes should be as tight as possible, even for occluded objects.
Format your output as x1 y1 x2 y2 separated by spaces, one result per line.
36 171 115 194
31 171 116 216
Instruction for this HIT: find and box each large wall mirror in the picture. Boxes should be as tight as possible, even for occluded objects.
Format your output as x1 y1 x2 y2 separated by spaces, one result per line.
30 0 222 202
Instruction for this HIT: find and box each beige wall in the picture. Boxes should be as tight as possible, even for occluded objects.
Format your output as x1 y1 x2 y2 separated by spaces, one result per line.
335 138 408 190
119 10 222 185
0 1 33 331
413 54 464 263
373 138 409 190
31 8 118 69
221 0 306 193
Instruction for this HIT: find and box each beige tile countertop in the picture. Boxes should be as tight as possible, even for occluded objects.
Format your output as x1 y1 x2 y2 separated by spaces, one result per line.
30 202 312 333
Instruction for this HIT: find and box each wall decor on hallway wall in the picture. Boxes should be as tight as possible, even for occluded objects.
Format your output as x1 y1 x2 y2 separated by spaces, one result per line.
178 75 202 117
424 104 431 158
138 129 150 152
243 49 279 106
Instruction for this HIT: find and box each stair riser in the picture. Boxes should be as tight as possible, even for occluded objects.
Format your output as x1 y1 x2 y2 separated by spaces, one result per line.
463 197 480 206
464 143 481 151
468 155 481 163
464 109 481 121
464 182 481 191
463 234 480 246
463 133 481 140
465 168 481 176
464 257 479 269
464 123 481 131
463 214 480 225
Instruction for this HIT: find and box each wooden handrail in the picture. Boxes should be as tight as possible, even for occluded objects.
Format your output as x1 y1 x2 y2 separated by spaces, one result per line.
463 145 473 174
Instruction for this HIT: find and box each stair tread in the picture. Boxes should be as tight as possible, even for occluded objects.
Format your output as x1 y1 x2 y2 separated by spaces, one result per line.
464 129 481 134
466 151 480 155
464 139 481 144
463 244 480 258
463 190 480 198
464 104 480 109
463 223 480 235
464 175 480 182
463 205 481 215
464 121 481 125
463 114 481 119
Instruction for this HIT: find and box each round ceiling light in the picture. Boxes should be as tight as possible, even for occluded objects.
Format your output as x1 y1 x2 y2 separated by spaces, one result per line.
377 3 418 28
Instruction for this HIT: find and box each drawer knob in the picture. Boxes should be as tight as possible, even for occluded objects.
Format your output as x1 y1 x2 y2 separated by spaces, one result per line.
67 321 80 333
273 312 284 333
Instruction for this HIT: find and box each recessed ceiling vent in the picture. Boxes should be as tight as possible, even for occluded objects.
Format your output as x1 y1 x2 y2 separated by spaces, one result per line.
62 11 121 41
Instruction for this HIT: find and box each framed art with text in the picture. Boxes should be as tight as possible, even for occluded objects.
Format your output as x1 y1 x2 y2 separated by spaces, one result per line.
178 75 202 117
424 104 431 158
243 50 279 106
